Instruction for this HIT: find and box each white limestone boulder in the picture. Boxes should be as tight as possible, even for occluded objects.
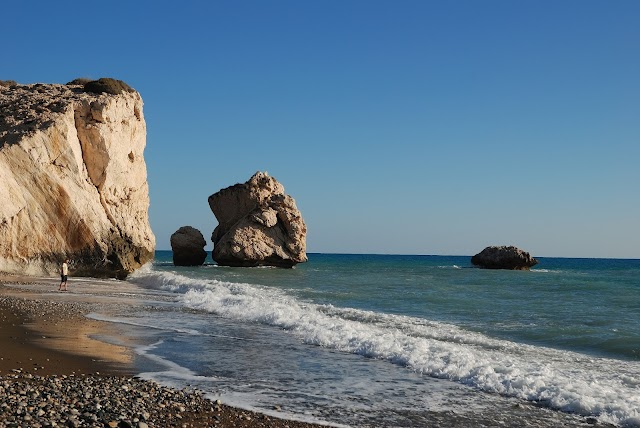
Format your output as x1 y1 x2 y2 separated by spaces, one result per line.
208 172 307 268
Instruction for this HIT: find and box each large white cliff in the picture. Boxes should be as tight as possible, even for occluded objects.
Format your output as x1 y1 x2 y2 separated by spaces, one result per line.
0 81 155 278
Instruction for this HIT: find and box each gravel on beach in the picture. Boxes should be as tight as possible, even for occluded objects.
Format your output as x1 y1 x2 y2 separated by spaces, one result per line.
0 373 318 428
0 284 326 428
0 281 611 428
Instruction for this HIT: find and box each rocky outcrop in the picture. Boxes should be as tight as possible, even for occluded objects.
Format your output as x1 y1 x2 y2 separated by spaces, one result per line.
0 80 155 279
208 172 307 268
171 226 207 266
471 246 538 270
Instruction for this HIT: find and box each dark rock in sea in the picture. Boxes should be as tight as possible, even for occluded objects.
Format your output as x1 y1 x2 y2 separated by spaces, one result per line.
170 226 207 266
471 245 538 270
208 172 307 268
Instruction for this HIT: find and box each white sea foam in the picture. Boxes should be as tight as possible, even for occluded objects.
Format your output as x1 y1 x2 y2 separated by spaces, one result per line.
129 269 640 427
133 335 347 427
137 340 199 376
135 340 222 386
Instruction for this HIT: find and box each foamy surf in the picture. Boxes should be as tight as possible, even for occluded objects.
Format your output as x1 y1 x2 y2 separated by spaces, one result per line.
129 268 640 427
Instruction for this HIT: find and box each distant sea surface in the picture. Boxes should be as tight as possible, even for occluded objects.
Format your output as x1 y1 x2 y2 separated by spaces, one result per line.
88 252 639 427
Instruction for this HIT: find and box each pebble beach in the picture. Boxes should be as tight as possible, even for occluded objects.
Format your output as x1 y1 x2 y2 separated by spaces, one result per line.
0 280 324 428
1 265 631 428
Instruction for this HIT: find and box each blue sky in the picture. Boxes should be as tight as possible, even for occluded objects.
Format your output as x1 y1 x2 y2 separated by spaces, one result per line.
3 1 639 258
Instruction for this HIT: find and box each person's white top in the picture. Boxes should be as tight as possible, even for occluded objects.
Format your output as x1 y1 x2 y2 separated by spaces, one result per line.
62 262 68 276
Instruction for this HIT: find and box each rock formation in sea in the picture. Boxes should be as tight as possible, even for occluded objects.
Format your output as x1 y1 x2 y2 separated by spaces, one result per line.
471 245 538 270
0 79 155 279
208 172 307 268
170 226 207 266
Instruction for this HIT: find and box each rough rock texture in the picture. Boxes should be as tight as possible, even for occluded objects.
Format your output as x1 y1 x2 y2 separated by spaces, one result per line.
170 226 207 266
0 81 155 278
208 172 307 268
471 246 538 270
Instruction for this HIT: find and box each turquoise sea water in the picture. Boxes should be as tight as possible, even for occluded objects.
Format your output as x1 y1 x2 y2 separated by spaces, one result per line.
150 252 640 361
91 252 639 427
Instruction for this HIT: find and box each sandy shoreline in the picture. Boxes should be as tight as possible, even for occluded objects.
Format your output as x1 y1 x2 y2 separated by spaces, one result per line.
0 277 327 428
0 284 132 377
0 275 614 428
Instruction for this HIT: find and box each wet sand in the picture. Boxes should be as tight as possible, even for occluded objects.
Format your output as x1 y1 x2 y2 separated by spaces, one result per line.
0 281 132 377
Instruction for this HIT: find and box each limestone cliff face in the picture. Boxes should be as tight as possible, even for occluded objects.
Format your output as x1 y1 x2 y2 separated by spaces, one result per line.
208 172 307 268
0 82 155 278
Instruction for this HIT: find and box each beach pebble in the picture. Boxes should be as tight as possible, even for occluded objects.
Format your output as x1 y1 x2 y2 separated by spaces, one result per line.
0 373 227 427
0 293 323 428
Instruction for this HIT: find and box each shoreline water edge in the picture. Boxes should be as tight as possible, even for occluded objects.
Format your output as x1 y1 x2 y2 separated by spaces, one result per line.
1 251 638 427
0 279 324 428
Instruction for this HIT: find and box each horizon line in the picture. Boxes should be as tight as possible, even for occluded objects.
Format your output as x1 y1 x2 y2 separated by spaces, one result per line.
153 249 640 261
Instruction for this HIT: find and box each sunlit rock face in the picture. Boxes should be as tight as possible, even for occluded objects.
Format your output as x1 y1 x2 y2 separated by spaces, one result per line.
208 172 307 268
0 81 155 279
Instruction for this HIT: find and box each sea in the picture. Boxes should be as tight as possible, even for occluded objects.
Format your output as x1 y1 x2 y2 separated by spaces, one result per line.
72 252 639 427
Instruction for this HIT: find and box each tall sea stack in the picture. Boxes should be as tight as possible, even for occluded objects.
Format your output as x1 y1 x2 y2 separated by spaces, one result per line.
0 79 156 279
208 172 307 268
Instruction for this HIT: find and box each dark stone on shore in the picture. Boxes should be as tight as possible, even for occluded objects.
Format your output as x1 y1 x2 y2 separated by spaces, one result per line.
471 245 538 270
170 226 207 266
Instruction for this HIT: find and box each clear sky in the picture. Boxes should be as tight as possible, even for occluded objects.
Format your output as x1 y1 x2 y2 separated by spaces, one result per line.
3 1 639 258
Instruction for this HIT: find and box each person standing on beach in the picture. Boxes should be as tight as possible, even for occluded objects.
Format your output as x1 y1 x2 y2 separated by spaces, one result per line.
59 259 69 291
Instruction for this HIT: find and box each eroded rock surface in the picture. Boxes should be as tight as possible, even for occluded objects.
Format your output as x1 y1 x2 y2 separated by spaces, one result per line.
171 226 207 266
0 81 155 278
208 172 307 268
471 245 538 270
